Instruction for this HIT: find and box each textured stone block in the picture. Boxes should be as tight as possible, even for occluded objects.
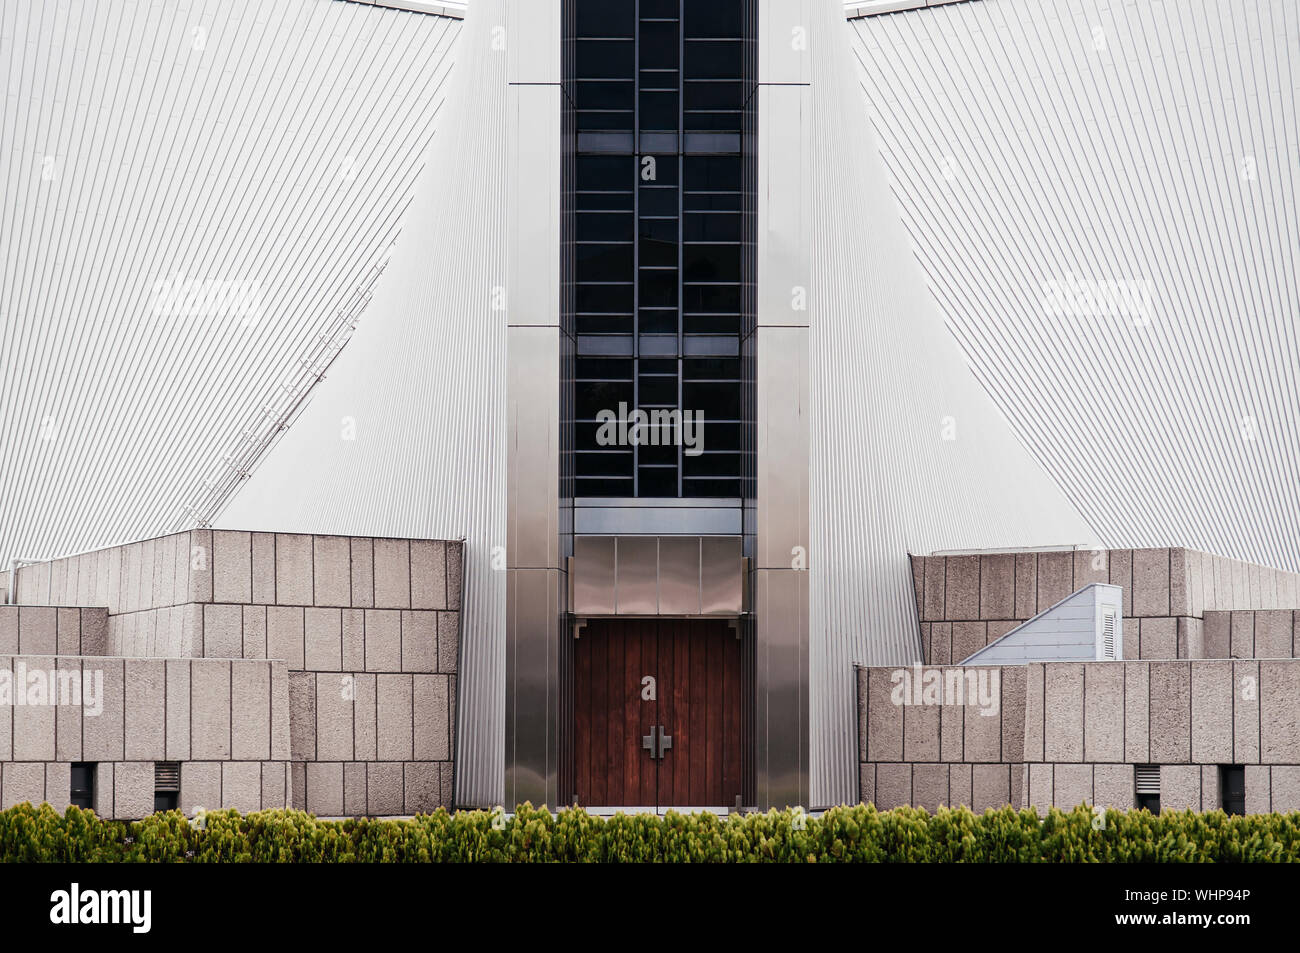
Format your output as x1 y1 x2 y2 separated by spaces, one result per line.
1036 551 1073 612
2 762 45 809
192 660 232 759
242 605 267 659
306 762 344 816
94 763 115 818
901 690 941 762
1093 764 1134 812
1149 662 1191 763
124 659 166 760
1124 663 1150 762
1043 663 1084 762
365 610 401 673
275 534 314 606
401 610 436 673
344 762 367 816
948 763 972 808
1000 665 1026 763
377 675 413 761
922 556 945 622
291 762 306 811
261 763 288 810
56 607 80 654
979 553 1015 620
944 555 980 620
1260 661 1300 763
950 622 985 664
203 603 243 659
222 762 262 814
1269 766 1300 813
232 662 271 760
1191 661 1233 763
13 658 56 760
404 762 441 815
213 530 252 603
165 660 191 760
55 658 82 760
373 539 411 609
1201 765 1221 812
1229 611 1255 659
289 671 316 761
1132 548 1171 616
447 543 462 610
939 697 964 762
1177 617 1203 660
251 532 276 603
1245 765 1271 814
1108 549 1133 619
963 672 1002 762
873 763 911 809
909 555 925 619
83 658 125 761
270 661 290 759
313 535 352 608
929 622 951 665
316 673 355 761
304 607 342 671
266 606 304 669
114 762 154 819
1074 549 1110 588
413 675 450 761
911 763 948 813
1139 617 1177 660
0 607 17 654
18 606 56 655
1023 663 1044 761
1255 610 1292 658
44 762 71 812
1083 662 1124 762
342 610 366 671
367 762 405 815
354 673 377 760
410 540 447 610
1233 661 1260 763
189 530 213 604
866 668 902 761
1053 763 1093 809
1160 765 1201 811
350 538 375 608
971 764 1010 812
1014 552 1037 619
1170 548 1189 615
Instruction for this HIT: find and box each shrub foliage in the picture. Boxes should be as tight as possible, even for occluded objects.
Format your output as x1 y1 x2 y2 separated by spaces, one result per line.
0 802 1297 862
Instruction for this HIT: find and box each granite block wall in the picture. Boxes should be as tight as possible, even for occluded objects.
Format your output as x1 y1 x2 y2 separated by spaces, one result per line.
912 548 1300 662
860 659 1300 814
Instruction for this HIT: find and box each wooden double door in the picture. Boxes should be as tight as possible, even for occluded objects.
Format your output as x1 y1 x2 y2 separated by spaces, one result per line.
574 618 745 809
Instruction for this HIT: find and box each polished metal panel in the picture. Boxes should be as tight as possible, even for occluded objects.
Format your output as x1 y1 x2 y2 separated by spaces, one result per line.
504 0 565 811
614 537 659 615
657 536 702 616
575 499 743 536
754 568 809 809
572 536 616 615
701 536 744 615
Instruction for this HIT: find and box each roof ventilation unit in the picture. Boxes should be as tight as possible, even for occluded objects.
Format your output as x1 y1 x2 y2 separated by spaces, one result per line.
960 583 1124 665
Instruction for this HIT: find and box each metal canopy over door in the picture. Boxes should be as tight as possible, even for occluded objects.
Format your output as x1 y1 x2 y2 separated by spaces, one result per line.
574 618 744 809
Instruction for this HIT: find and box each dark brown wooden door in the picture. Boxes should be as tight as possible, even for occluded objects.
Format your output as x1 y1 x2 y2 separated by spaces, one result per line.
574 618 744 808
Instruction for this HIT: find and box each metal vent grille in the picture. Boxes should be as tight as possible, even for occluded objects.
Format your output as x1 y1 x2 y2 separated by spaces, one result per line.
1102 610 1117 660
1135 765 1160 795
154 762 180 792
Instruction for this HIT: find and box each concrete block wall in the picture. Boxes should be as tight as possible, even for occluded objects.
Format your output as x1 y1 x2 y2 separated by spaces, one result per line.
0 655 289 818
911 548 1300 662
0 605 107 656
1203 610 1298 659
860 659 1300 814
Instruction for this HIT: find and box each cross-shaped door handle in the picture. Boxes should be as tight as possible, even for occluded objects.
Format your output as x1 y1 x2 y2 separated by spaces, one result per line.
641 724 672 760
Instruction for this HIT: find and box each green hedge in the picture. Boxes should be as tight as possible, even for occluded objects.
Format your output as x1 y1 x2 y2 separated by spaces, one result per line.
1 801 1298 862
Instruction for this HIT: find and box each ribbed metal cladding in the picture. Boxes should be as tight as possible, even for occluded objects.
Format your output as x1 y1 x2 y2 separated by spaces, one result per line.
805 0 1094 806
221 0 508 807
851 0 1300 573
0 0 460 568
